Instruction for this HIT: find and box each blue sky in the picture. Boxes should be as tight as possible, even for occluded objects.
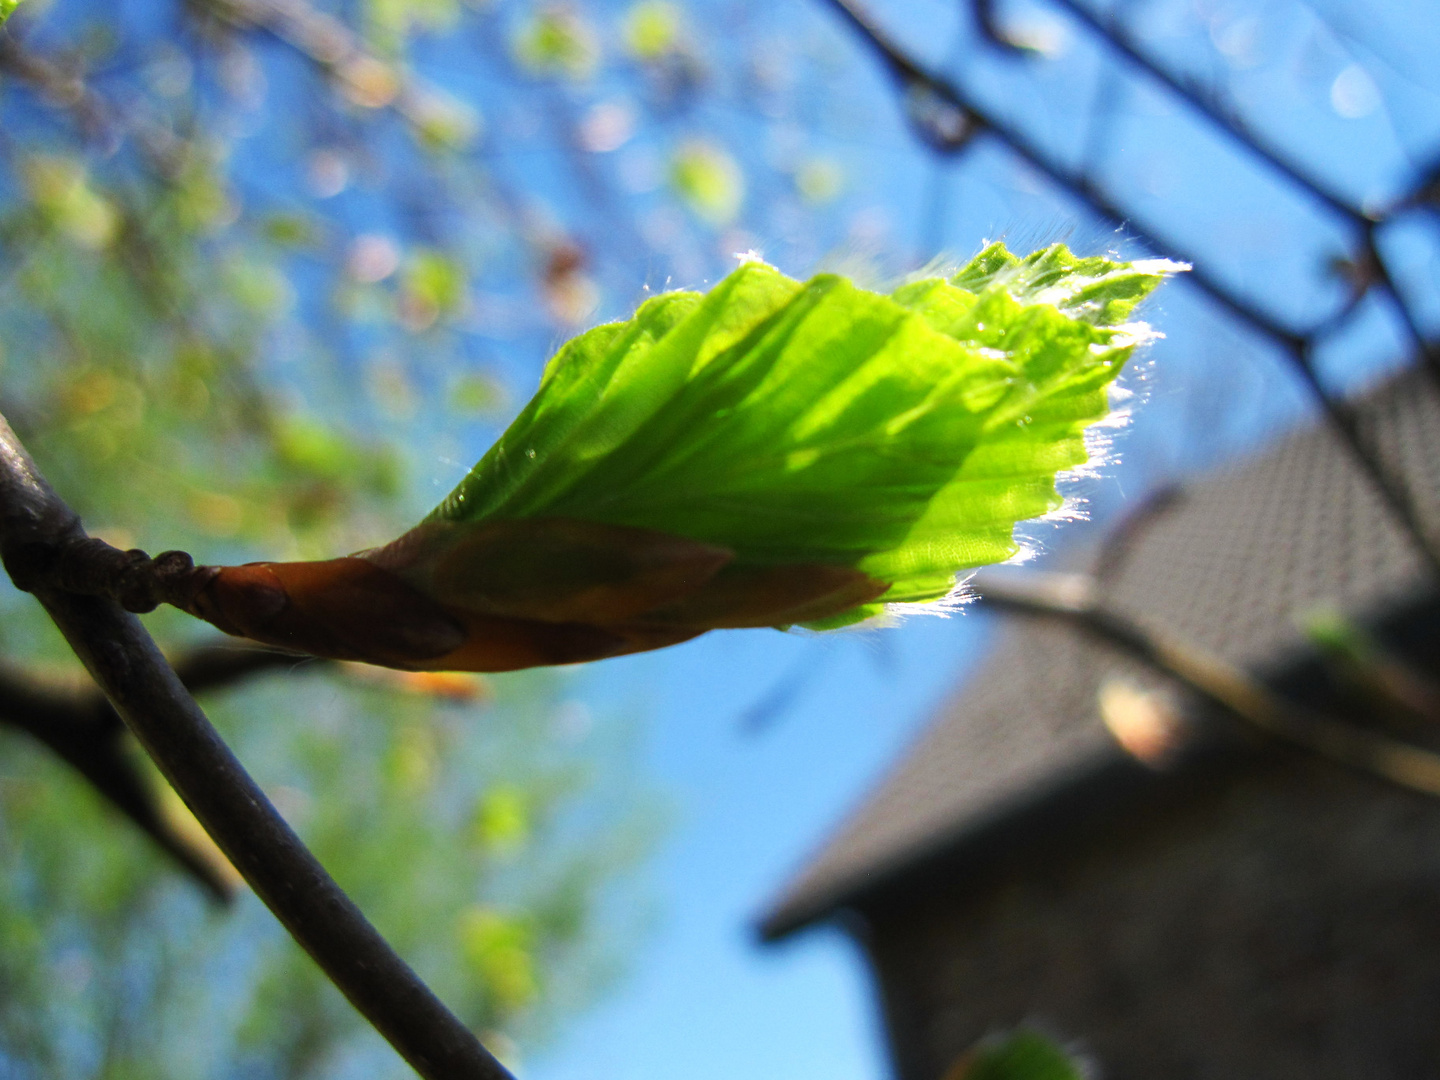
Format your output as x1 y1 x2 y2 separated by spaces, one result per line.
529 620 984 1080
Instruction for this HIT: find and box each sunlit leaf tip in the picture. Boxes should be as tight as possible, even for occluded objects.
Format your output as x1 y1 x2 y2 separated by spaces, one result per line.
182 242 1177 671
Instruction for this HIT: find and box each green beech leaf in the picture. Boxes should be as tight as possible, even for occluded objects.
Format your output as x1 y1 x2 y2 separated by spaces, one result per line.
426 243 1174 629
0 0 21 25
181 243 1177 672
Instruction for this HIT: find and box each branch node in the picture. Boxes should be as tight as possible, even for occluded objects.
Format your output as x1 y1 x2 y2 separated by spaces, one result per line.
11 534 219 614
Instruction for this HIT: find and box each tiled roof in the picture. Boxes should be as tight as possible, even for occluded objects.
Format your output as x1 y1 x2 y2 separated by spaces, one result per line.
759 368 1440 940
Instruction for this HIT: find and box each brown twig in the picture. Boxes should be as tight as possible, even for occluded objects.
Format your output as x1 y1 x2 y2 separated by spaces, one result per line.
973 569 1440 797
0 412 512 1080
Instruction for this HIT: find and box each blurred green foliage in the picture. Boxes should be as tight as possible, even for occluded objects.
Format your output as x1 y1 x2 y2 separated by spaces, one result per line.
513 7 600 80
0 0 666 1073
0 659 656 1076
670 141 744 224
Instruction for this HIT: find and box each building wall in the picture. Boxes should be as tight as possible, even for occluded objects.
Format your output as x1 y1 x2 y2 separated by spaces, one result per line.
860 755 1440 1080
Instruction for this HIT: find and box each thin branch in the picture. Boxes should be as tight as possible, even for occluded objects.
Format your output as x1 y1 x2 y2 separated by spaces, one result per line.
1040 0 1364 224
0 35 112 139
974 569 1440 797
1363 224 1440 382
195 0 467 139
1029 0 1440 385
0 36 185 171
813 0 1440 579
0 413 512 1080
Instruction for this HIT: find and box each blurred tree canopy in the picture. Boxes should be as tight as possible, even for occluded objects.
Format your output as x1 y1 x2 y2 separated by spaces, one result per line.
0 0 894 1067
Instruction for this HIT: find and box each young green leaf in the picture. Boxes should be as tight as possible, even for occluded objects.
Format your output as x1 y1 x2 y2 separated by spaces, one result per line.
949 1028 1087 1080
179 243 1178 670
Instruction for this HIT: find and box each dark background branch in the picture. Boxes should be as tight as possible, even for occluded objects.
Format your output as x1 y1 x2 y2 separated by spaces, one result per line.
0 639 316 899
973 568 1440 797
0 658 235 898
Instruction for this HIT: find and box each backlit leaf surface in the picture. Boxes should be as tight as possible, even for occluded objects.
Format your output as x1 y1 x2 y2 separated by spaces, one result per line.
428 243 1173 629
